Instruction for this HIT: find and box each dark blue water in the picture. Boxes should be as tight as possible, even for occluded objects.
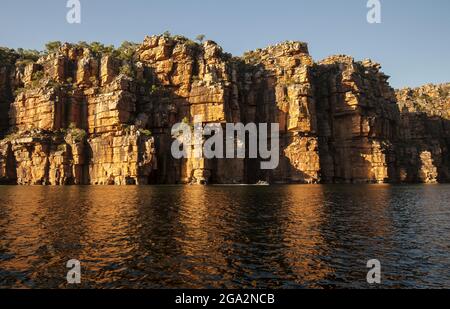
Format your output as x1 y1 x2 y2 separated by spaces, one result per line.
0 184 449 288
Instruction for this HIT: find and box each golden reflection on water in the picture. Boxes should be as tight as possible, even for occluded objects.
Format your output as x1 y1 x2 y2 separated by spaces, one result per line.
278 185 333 287
1 185 450 288
1 187 43 276
171 185 336 288
174 187 228 287
78 187 141 284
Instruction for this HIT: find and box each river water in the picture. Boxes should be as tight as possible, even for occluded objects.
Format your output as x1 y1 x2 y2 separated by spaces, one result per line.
0 184 449 289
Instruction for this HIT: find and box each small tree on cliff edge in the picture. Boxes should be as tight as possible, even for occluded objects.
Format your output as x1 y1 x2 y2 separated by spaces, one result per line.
195 34 206 43
45 41 62 53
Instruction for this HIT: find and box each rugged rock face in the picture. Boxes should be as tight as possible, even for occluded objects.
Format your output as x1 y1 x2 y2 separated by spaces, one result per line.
236 42 319 184
0 36 448 185
313 56 399 183
396 84 450 183
0 49 18 136
0 44 156 185
135 36 236 184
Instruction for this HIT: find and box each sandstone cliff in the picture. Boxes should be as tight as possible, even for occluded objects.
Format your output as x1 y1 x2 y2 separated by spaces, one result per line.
313 56 400 183
396 84 450 183
0 36 448 185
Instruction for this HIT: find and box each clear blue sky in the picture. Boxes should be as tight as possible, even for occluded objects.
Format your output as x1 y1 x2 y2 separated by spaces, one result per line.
1 0 449 88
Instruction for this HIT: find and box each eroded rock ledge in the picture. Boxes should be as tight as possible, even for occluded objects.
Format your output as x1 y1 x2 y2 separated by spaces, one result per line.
0 36 448 185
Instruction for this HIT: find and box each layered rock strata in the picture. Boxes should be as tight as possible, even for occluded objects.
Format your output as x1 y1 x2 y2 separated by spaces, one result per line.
313 56 399 183
0 36 448 185
396 84 450 183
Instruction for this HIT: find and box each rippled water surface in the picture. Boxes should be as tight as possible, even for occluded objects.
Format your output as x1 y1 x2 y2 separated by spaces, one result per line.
0 185 450 288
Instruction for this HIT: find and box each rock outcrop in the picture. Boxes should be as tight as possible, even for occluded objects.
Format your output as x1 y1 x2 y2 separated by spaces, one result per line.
236 42 319 184
0 44 156 185
0 36 448 185
0 48 18 137
396 84 450 183
313 56 399 183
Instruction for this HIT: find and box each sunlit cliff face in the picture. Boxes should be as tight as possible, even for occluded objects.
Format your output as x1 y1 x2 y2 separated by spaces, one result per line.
1 38 448 186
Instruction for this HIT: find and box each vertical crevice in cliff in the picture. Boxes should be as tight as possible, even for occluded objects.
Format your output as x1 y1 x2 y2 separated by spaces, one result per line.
0 49 19 139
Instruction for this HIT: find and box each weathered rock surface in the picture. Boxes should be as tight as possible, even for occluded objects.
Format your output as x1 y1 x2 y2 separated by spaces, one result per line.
313 56 399 183
0 48 18 137
396 84 450 183
0 43 157 185
237 42 319 184
0 36 448 185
